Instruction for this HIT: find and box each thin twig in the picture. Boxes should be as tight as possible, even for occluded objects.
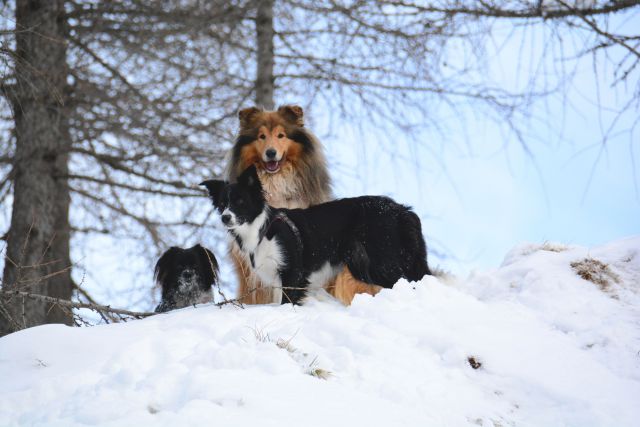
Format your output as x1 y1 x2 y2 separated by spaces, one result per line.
0 290 156 318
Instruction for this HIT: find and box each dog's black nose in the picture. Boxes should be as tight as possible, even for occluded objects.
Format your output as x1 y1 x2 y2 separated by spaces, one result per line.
221 214 231 224
265 148 277 159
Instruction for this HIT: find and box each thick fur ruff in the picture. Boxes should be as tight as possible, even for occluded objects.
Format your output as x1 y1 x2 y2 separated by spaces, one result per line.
224 105 333 304
154 244 219 312
202 166 432 305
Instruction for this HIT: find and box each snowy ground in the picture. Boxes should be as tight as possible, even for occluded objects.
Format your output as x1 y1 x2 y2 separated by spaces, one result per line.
1 237 639 427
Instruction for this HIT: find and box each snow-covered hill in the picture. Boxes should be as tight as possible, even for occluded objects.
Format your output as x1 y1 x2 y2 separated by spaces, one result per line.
1 237 639 427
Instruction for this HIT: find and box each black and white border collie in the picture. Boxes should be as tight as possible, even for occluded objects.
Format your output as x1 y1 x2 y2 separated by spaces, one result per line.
201 166 431 305
154 244 219 312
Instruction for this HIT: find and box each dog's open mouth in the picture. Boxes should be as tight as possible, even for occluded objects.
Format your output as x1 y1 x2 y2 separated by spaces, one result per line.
264 160 281 173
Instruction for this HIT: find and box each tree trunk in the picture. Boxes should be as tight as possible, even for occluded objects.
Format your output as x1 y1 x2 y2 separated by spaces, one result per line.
255 0 275 109
0 0 72 336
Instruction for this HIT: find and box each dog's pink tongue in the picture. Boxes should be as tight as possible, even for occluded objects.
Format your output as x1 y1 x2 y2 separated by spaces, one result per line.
265 161 279 171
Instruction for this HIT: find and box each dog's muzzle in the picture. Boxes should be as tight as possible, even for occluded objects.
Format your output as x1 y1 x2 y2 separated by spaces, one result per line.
262 150 283 173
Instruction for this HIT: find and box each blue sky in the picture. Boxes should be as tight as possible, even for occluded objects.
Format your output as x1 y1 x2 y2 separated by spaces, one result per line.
312 20 640 275
322 123 639 274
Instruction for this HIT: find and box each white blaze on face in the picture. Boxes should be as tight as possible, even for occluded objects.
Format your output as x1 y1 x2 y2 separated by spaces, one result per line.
255 124 289 174
221 208 237 227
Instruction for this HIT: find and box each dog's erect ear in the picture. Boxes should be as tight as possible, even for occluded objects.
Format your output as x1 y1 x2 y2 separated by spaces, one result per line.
238 107 261 128
277 105 304 127
199 179 227 208
237 165 261 190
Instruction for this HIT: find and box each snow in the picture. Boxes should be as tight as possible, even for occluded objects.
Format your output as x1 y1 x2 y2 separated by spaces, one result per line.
1 237 639 427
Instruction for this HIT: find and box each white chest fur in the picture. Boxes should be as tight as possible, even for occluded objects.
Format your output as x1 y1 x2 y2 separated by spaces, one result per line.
236 234 282 304
259 169 308 209
251 236 284 288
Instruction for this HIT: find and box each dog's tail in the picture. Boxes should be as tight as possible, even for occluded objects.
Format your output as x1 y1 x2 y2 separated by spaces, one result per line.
400 209 432 280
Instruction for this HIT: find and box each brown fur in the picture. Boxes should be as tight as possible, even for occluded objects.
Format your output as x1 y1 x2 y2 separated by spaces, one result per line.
326 266 383 302
226 105 377 305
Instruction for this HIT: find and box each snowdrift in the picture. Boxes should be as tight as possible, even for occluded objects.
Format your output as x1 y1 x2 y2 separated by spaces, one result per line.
1 237 639 427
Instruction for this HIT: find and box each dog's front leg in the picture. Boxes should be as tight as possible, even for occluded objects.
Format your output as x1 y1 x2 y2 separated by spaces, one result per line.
278 268 308 305
278 247 306 305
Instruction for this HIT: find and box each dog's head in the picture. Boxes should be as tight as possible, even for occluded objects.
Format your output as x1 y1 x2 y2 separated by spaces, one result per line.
201 165 266 229
154 244 218 312
232 105 315 175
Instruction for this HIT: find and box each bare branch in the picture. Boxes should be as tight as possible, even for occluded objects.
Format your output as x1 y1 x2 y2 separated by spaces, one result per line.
0 289 155 318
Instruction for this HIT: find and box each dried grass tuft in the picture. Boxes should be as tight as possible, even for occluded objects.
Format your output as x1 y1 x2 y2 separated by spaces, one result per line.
570 257 620 291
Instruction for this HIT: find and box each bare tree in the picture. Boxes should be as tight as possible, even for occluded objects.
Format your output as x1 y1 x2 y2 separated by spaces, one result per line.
256 0 275 109
0 0 72 335
0 0 256 335
1 0 638 334
264 1 640 137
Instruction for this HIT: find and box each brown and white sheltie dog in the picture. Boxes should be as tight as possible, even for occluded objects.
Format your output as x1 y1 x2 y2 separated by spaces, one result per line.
225 105 380 304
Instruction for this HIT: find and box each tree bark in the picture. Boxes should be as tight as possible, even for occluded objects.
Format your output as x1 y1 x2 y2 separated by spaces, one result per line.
255 0 275 109
0 0 72 336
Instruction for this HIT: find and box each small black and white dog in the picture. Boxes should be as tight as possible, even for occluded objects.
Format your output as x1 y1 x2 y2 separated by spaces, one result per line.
154 244 219 312
201 166 431 305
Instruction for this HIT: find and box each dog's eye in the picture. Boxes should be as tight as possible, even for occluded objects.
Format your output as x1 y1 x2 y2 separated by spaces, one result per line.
259 134 266 140
236 198 244 206
277 133 284 138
